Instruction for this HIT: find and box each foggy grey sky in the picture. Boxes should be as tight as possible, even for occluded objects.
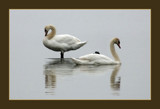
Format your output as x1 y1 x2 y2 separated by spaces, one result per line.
10 9 150 60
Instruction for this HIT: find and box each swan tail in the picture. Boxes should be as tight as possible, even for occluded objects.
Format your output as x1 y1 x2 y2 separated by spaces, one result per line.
71 57 94 65
78 41 87 47
72 41 87 50
71 58 83 65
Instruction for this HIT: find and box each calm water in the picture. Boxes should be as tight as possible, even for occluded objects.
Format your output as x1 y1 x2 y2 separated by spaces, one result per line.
44 59 121 99
10 10 150 100
10 57 150 100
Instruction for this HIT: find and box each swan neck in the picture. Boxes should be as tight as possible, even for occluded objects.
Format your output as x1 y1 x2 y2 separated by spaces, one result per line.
47 26 56 40
110 40 120 62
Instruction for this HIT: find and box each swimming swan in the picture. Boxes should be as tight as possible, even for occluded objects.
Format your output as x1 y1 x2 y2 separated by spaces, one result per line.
43 25 87 59
72 38 121 65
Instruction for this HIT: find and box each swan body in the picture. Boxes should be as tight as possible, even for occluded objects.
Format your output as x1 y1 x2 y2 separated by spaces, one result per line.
72 38 121 65
43 25 87 58
43 34 86 52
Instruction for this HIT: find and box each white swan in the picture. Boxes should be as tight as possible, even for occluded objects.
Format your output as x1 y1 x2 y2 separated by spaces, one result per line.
43 25 87 59
72 37 121 65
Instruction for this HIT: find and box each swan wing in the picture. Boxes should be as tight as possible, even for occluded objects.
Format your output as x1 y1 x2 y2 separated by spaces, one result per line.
50 34 86 51
72 54 114 65
54 34 81 45
79 54 113 61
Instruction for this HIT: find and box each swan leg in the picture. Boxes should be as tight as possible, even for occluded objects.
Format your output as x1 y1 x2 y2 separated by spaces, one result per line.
60 51 64 59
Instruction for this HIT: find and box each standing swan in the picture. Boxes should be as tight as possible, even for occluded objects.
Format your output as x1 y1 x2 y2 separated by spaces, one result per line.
43 25 87 59
72 38 121 65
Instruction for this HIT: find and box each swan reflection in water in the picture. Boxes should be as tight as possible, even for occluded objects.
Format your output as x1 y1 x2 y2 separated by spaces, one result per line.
45 70 56 95
43 58 75 94
43 58 121 95
110 65 121 95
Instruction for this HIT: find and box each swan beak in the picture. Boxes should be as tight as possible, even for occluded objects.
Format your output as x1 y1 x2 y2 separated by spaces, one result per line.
45 29 48 36
117 44 121 49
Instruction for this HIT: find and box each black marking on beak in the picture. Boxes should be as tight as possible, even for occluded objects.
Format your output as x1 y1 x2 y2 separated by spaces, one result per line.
117 43 121 49
117 40 121 49
118 40 120 44
45 29 48 36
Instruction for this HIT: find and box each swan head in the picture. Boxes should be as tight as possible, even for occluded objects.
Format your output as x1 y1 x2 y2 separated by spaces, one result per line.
44 25 55 36
113 38 121 49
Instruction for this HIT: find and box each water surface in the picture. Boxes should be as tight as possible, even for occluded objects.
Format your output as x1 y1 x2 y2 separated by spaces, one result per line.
43 58 121 99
